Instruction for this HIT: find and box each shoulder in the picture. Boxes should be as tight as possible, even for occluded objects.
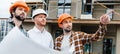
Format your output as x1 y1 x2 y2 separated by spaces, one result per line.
44 30 53 39
44 30 52 36
45 31 51 35
55 34 64 41
27 28 35 34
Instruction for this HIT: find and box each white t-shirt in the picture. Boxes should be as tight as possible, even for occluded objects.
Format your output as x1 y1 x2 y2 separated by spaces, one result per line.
27 26 54 49
61 33 75 53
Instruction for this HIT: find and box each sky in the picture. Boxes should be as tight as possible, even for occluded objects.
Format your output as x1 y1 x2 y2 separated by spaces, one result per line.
0 0 23 18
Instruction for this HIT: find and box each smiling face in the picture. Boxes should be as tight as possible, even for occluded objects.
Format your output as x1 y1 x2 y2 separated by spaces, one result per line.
60 18 72 32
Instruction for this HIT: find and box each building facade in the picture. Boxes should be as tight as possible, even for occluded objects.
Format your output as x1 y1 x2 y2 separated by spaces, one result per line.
0 0 120 54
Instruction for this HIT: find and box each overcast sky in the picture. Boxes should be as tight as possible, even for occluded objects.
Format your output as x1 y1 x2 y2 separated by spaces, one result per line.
0 0 23 18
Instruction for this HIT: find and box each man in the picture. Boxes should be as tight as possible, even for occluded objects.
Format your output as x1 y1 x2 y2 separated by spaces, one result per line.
8 0 29 37
0 0 29 44
28 9 54 49
0 0 30 53
54 13 110 54
0 1 29 42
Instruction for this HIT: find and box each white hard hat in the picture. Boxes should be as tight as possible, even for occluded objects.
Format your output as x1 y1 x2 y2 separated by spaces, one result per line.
32 9 48 19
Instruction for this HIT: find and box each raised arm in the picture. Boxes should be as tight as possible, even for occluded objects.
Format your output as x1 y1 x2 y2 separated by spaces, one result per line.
72 14 110 44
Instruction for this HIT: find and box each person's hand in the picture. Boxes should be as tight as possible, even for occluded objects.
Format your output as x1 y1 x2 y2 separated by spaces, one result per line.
100 14 110 24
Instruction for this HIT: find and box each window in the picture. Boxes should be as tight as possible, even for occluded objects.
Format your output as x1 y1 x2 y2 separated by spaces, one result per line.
65 0 71 3
82 0 92 14
106 5 114 20
58 0 71 17
84 41 92 54
103 38 113 54
95 0 120 3
81 25 99 54
0 20 13 42
58 0 64 3
44 0 49 13
27 2 44 17
27 5 36 17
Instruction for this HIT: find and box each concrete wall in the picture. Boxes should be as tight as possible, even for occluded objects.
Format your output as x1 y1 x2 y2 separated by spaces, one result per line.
93 5 106 19
116 25 120 54
48 0 58 19
71 0 82 19
92 41 103 54
48 0 82 19
113 5 120 20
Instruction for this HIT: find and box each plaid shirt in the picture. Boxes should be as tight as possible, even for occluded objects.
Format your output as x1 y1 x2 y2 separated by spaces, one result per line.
54 23 107 54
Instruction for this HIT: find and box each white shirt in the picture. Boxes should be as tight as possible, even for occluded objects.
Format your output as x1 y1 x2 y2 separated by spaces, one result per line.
61 33 75 53
27 26 53 49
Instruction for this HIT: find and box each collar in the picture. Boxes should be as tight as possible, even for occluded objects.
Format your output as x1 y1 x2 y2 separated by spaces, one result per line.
33 26 46 33
64 32 71 37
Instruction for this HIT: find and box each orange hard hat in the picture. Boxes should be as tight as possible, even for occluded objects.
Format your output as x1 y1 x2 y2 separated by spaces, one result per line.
9 1 29 13
58 13 73 28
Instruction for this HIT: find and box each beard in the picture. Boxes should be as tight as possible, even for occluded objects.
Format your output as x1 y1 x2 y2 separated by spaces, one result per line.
15 15 25 21
64 29 71 32
14 12 26 21
64 27 72 32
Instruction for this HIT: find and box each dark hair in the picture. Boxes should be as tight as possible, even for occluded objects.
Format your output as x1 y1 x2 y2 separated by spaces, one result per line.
9 7 17 26
10 7 17 18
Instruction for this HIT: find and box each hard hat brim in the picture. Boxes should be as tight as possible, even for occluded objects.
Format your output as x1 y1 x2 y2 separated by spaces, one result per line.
9 1 29 13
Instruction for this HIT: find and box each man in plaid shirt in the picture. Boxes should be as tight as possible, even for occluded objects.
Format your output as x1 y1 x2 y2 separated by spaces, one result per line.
54 13 110 54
